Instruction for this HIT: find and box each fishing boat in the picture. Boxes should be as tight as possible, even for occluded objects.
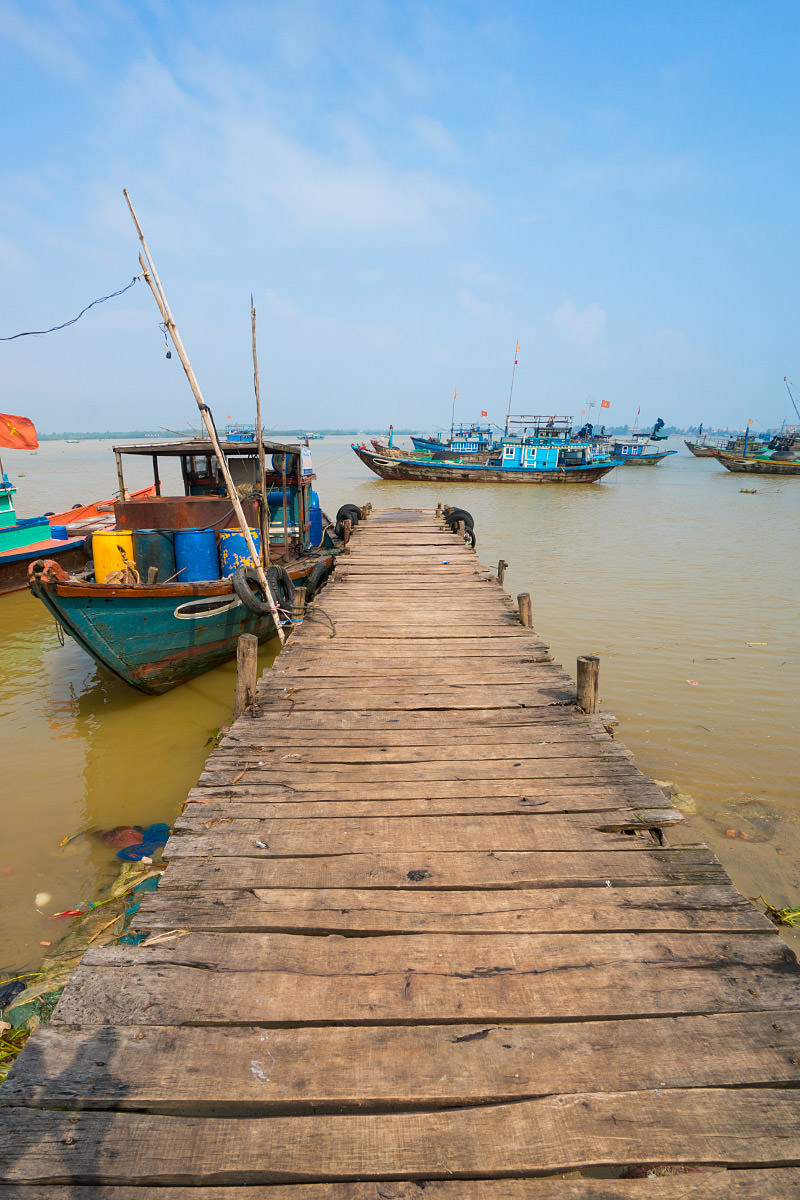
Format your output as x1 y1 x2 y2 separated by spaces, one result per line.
370 438 492 464
411 421 499 456
28 436 344 693
1 478 155 596
713 429 800 476
354 417 616 484
0 410 156 595
609 429 677 466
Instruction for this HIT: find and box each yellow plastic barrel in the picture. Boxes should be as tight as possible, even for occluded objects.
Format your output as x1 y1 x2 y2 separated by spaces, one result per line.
92 530 135 583
218 527 262 577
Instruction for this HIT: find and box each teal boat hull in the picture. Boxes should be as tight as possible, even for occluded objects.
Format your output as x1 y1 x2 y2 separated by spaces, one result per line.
28 559 331 694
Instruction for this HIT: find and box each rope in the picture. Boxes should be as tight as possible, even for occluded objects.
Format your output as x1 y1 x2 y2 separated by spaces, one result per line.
0 277 141 340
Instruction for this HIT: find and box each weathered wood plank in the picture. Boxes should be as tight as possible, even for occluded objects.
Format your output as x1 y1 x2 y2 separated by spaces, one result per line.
164 813 665 858
197 761 641 787
4 1173 800 1199
184 784 675 813
2 1091 800 1183
132 883 769 935
6 1011 798 1113
207 741 624 765
53 931 799 1026
157 847 728 891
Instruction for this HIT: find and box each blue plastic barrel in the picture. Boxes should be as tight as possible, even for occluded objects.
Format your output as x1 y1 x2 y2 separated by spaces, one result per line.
50 525 69 540
133 529 177 583
173 528 219 582
218 527 262 577
309 490 323 546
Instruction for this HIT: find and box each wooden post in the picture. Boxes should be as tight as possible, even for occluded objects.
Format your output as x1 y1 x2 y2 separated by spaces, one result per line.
497 559 508 586
577 655 600 714
234 633 259 719
291 585 307 626
341 517 352 545
517 592 532 628
457 519 465 536
436 503 442 517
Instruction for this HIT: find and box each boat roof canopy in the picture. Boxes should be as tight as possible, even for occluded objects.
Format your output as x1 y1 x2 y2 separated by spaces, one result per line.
113 438 304 457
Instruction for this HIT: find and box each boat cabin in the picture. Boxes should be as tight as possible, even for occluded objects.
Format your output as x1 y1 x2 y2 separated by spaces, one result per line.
112 437 320 555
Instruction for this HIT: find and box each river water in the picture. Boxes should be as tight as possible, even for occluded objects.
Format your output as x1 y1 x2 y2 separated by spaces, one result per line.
1 435 798 974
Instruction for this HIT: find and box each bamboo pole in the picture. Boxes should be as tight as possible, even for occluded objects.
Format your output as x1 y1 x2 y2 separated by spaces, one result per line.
250 297 271 568
123 189 285 643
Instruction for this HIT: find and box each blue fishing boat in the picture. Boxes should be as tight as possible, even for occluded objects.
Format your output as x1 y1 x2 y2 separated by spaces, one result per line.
28 437 346 693
353 415 616 484
609 427 677 466
411 421 499 456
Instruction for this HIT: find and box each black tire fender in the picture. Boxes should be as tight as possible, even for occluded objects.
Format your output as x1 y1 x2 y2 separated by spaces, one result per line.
233 565 294 616
446 506 474 529
336 503 361 526
305 559 332 601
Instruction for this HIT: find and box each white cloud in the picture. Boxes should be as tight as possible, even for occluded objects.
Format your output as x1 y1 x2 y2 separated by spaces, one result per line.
551 300 606 348
458 290 494 319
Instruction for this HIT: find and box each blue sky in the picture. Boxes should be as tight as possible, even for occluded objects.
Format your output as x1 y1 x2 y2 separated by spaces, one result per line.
1 0 798 433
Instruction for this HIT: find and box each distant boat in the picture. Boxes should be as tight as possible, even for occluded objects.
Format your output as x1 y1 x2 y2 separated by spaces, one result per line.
411 421 499 456
370 438 492 464
354 418 616 484
610 431 676 466
714 429 800 476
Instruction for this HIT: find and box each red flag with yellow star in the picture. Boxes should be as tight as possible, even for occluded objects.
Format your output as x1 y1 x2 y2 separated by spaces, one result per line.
0 413 38 449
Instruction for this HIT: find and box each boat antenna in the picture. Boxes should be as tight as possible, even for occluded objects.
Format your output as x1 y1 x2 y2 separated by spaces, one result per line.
123 188 285 643
784 376 800 423
451 387 457 438
251 296 271 568
505 339 519 435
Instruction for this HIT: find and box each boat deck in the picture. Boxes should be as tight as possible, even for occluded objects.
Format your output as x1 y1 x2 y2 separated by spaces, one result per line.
2 507 800 1195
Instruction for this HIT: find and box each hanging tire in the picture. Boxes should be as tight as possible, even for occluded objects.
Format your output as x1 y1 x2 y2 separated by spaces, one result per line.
336 503 361 526
305 559 332 601
462 526 476 548
83 532 94 557
446 507 474 529
233 565 294 617
267 565 294 611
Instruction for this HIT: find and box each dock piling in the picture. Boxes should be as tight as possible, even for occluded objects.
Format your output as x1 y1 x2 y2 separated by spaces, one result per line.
517 591 532 627
577 654 600 713
233 632 258 719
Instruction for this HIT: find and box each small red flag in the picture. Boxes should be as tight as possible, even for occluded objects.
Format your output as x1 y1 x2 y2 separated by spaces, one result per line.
637 407 641 415
0 412 38 449
600 399 611 409
480 410 488 417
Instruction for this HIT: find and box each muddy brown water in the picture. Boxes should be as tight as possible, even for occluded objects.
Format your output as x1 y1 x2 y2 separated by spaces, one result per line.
1 435 798 974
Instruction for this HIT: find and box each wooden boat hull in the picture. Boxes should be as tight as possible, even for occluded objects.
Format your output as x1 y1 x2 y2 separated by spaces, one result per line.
353 444 616 484
684 440 716 458
28 556 333 694
0 539 86 596
715 454 800 476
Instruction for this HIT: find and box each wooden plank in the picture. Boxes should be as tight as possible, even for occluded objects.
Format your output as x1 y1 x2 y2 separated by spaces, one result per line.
177 801 677 825
6 1011 798 1113
2 1090 800 1183
206 742 633 766
157 847 728 891
53 931 799 1026
132 883 770 935
197 761 640 786
184 783 675 812
4 1173 800 1199
164 813 665 857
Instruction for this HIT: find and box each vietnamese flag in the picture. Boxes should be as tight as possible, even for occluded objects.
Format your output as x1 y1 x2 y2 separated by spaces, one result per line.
480 410 488 417
0 412 38 449
600 399 611 410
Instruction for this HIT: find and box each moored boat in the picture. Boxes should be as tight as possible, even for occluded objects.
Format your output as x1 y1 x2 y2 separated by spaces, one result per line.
610 430 676 466
713 429 800 475
353 422 616 484
370 438 492 464
28 436 345 693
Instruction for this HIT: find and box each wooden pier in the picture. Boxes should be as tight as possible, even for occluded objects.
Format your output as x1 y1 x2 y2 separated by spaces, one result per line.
2 506 800 1195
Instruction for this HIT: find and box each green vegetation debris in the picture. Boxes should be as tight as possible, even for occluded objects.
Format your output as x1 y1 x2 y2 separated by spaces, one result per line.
756 896 800 928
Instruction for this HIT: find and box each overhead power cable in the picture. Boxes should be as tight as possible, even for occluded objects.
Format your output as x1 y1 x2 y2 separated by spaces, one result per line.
0 276 141 341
